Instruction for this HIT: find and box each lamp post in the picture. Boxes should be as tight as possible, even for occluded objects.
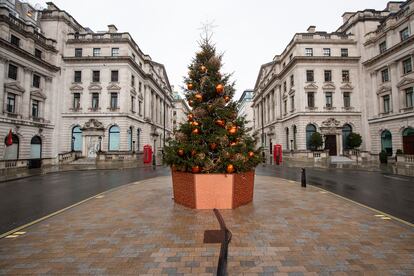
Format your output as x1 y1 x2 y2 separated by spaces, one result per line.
132 141 136 154
261 96 265 165
98 136 102 153
152 137 156 169
71 136 75 152
290 139 294 154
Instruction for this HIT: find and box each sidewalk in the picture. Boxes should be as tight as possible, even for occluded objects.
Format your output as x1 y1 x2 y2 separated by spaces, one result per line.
0 175 412 275
0 161 154 183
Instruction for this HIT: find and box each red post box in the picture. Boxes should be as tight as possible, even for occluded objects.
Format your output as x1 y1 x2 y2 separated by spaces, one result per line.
143 145 153 164
273 144 282 165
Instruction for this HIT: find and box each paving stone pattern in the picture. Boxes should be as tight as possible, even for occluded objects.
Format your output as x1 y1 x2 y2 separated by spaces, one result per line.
0 175 413 275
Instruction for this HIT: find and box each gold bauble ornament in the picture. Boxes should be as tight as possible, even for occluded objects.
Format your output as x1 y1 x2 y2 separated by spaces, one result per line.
215 119 225 127
188 114 194 121
248 151 254 158
192 166 201 173
192 128 200 135
230 141 237 147
226 164 234 174
191 121 200 127
209 143 217 150
188 99 194 107
224 95 230 103
187 83 194 90
216 84 224 94
200 65 207 73
177 149 184 156
195 93 203 102
191 150 197 157
228 126 237 135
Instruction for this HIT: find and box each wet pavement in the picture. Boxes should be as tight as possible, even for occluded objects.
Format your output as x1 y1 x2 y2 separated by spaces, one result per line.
0 166 169 235
0 176 412 275
256 165 414 224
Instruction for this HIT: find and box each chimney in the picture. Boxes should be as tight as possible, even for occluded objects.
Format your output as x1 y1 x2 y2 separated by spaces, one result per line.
342 12 354 23
46 2 59 11
307 25 316 33
108 24 118 33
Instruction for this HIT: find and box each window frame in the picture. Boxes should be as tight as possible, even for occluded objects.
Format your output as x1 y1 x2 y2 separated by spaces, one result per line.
92 70 100 83
383 94 390 113
111 70 119 82
75 48 83 57
10 34 20 47
91 93 99 110
73 93 81 110
381 68 389 82
325 92 333 107
31 99 39 118
323 48 331 57
379 41 387 54
306 70 314 82
74 71 82 83
342 70 350 82
400 27 409 41
93 48 101 57
110 92 118 109
402 57 412 74
32 74 41 88
343 92 351 108
341 48 348 57
8 64 18 80
6 93 16 113
307 92 315 108
34 49 42 59
305 48 313 56
111 47 119 57
406 87 413 108
324 70 332 82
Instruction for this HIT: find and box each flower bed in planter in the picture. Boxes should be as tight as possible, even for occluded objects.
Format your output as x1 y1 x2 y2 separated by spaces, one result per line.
171 170 255 209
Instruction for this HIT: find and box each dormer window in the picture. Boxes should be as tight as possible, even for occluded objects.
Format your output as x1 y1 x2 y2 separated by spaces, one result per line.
10 35 20 47
400 27 410 42
35 49 42 59
379 41 387 54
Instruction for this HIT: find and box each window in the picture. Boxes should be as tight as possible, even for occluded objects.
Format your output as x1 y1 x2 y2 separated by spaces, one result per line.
35 49 42 59
289 53 293 61
139 100 142 116
341 48 348 57
32 100 39 118
111 70 119 82
8 64 18 80
10 35 20 47
343 92 351 108
406 87 413 108
283 100 287 114
324 70 332 82
306 124 316 150
325 92 333 107
132 53 136 61
305 48 313 56
379 41 387 53
111 48 119 57
93 48 101 57
74 71 82 83
131 75 135 87
131 96 135 112
285 128 289 150
402 57 412 74
323 48 331 56
110 93 118 109
342 70 350 82
283 81 287 92
307 92 315 108
400 27 409 41
108 125 120 151
381 130 392 156
6 93 16 113
30 136 42 159
342 124 352 150
381 68 389 82
73 93 80 109
306 70 314 82
91 93 99 109
75 48 82 57
139 81 142 92
290 95 295 111
290 75 294 86
282 62 286 68
32 74 40 88
92 70 100 82
383 95 390 113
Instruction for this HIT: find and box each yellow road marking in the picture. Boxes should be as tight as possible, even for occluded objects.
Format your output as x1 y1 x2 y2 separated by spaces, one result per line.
268 176 413 228
0 177 163 240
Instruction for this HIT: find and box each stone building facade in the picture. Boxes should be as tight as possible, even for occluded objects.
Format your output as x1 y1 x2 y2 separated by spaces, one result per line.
172 91 190 131
0 1 173 168
253 0 414 161
237 89 254 135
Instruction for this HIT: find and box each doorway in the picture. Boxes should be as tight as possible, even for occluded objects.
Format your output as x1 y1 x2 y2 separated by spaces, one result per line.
325 135 337 156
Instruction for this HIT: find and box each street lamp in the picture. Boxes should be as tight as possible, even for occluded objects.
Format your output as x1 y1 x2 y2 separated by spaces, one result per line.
98 136 102 153
132 140 136 154
71 136 75 152
152 138 156 170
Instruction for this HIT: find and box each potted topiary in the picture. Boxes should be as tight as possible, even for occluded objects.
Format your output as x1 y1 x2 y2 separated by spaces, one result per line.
163 37 263 209
379 150 388 164
310 132 323 151
347 132 362 149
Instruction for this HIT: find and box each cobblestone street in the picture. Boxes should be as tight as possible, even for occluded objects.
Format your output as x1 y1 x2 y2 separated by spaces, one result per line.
0 175 412 275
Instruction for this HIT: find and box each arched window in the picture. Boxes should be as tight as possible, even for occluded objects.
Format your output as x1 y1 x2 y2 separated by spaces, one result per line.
285 128 289 150
402 127 414 154
72 126 82 151
381 130 392 156
342 124 352 150
108 125 120 151
137 128 141 152
30 136 42 159
306 124 317 150
293 125 297 150
4 134 19 160
127 127 132 151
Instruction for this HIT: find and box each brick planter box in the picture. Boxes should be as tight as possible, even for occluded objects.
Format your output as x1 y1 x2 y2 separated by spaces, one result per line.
171 170 255 209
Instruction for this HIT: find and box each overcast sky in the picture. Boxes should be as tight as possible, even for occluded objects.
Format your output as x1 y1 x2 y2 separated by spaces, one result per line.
38 0 390 99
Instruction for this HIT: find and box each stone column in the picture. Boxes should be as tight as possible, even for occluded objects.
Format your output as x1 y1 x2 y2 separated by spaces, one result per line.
0 57 6 114
22 67 33 119
370 71 379 115
44 76 52 121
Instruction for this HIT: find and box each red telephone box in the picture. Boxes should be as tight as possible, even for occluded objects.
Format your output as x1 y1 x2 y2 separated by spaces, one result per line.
143 145 153 164
273 144 282 165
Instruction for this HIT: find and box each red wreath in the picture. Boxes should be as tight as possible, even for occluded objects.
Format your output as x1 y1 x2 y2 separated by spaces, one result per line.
5 129 13 147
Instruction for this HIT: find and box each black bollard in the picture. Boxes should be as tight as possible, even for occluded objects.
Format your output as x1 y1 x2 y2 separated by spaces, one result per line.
301 168 306 187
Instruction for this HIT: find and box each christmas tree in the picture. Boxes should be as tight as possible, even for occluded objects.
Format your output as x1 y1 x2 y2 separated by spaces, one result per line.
163 37 263 174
